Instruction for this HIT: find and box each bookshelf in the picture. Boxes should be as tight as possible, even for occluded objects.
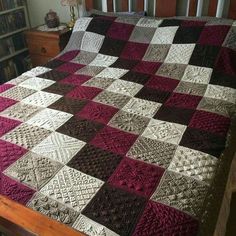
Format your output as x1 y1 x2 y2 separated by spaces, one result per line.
0 0 31 84
0 27 28 39
0 5 25 15
0 47 28 62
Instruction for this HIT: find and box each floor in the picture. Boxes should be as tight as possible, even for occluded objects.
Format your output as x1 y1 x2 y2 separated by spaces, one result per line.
226 192 236 236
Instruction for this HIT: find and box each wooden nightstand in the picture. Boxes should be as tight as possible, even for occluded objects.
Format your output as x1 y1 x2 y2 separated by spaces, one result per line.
25 27 72 67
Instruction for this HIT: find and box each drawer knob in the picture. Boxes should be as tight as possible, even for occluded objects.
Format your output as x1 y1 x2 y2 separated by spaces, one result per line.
41 47 47 54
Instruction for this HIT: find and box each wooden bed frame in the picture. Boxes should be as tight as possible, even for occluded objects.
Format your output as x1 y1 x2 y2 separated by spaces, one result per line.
85 0 236 19
0 0 236 235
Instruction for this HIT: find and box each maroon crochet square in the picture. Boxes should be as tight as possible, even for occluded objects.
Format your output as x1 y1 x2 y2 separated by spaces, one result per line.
77 101 118 124
180 127 225 157
133 61 161 75
159 19 182 27
44 59 65 69
0 84 14 93
181 20 206 27
0 116 21 137
38 70 70 82
67 144 122 181
215 48 236 76
43 83 75 96
90 126 138 155
189 44 220 68
0 140 27 171
99 37 126 57
135 87 171 103
145 75 179 92
92 15 117 21
0 96 17 112
66 86 102 100
0 174 35 205
49 97 87 114
154 105 195 125
189 110 230 136
111 58 139 70
133 201 199 236
198 25 230 46
57 50 80 61
57 117 104 142
120 71 150 85
57 62 85 73
60 74 91 86
87 17 113 35
109 158 164 197
82 183 146 235
210 70 236 89
121 42 148 60
165 93 202 109
107 22 134 41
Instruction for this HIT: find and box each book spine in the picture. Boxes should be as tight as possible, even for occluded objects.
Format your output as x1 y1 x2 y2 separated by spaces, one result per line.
0 0 24 11
0 59 17 83
0 9 26 36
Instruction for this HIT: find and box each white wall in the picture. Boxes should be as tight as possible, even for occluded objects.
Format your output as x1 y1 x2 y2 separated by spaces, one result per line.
27 0 72 27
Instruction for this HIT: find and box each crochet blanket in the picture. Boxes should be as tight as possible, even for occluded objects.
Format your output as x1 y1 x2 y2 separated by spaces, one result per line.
0 15 236 236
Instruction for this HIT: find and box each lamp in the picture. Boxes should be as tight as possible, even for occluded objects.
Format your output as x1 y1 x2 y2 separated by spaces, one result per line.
61 0 81 29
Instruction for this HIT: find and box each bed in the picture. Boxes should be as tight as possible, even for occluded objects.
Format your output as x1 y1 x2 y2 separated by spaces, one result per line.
0 0 236 235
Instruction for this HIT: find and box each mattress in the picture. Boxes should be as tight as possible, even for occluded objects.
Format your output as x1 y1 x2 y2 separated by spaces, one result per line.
0 15 236 236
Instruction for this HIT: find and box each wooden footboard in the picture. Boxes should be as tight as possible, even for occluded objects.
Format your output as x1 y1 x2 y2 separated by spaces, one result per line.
0 196 84 236
214 154 236 236
231 155 236 192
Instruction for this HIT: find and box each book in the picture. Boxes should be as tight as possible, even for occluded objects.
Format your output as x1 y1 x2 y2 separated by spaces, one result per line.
0 0 25 11
0 51 30 84
0 33 26 58
0 38 11 57
0 0 29 83
12 33 26 51
13 51 30 74
0 59 17 84
0 9 26 36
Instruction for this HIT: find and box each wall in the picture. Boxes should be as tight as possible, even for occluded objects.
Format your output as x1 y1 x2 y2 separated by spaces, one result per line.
27 0 72 27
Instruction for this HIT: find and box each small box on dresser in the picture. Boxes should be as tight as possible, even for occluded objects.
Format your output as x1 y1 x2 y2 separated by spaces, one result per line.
25 27 72 67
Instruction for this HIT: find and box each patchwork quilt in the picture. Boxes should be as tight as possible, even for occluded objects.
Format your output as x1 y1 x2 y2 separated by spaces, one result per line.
0 14 236 236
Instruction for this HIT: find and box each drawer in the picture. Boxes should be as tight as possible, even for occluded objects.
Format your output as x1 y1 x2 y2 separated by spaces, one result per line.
26 37 60 57
30 54 53 67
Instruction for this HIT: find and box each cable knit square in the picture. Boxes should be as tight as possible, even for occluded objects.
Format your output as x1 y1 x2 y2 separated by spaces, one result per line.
68 144 122 181
90 126 137 155
40 166 104 212
0 174 35 205
127 136 177 168
94 90 131 109
133 201 199 236
0 116 21 137
77 101 119 124
82 183 146 235
165 44 195 64
108 158 164 197
1 102 42 122
0 140 27 171
4 152 63 190
151 170 209 218
26 108 72 131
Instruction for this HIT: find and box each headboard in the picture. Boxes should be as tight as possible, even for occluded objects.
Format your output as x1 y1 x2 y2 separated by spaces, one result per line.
84 0 236 19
